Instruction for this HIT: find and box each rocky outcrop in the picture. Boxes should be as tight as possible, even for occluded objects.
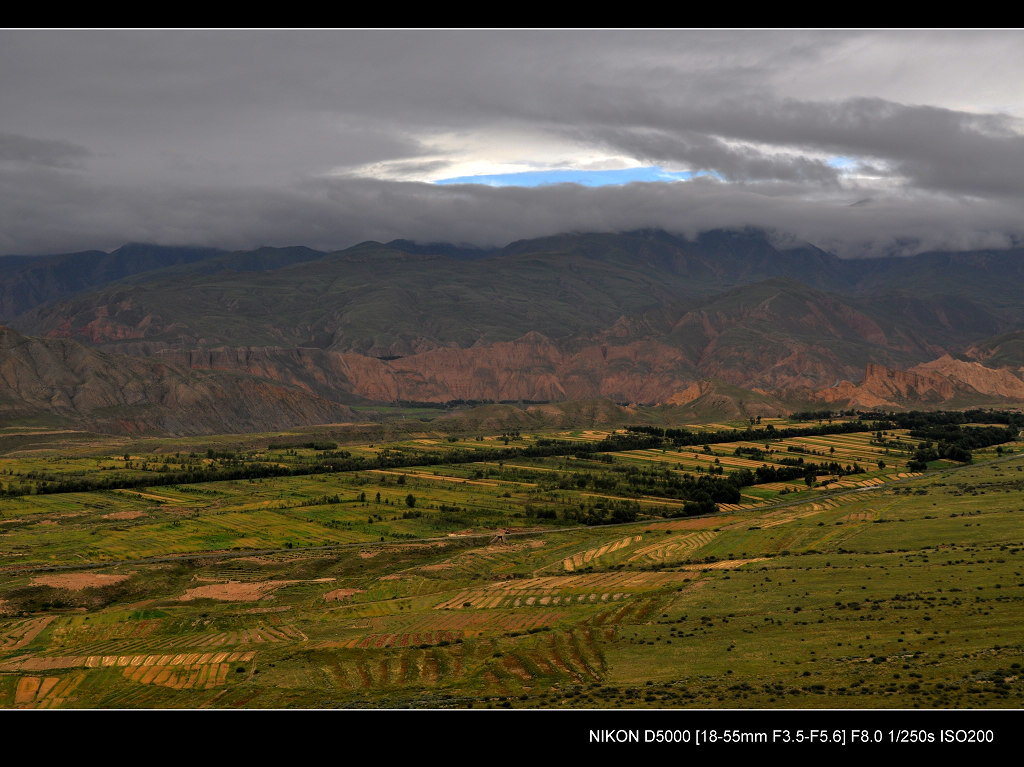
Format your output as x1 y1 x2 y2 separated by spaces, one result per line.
819 363 955 408
911 354 1024 399
818 356 1024 409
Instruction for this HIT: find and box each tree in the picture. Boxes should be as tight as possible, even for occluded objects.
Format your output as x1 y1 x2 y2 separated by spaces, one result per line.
405 493 416 508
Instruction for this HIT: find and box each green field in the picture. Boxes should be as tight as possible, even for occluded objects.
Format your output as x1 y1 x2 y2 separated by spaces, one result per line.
1 415 1023 709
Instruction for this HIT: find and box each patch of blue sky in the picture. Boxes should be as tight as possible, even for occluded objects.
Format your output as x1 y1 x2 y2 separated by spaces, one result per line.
434 165 699 187
827 156 857 169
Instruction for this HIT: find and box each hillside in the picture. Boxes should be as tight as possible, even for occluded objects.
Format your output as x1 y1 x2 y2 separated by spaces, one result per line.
0 326 357 434
4 229 1024 422
0 244 226 322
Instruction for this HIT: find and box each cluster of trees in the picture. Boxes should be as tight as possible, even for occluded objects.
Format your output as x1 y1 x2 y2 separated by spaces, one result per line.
539 465 742 505
560 498 641 526
730 459 863 487
893 412 1023 470
267 440 338 451
788 409 861 420
734 446 769 460
631 410 1023 476
298 494 342 506
885 409 1024 430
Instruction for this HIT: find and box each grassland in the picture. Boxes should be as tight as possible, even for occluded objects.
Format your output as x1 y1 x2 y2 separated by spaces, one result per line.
1 415 1022 709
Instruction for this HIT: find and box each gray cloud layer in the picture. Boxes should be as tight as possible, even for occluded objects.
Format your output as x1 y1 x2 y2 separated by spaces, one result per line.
1 30 1022 256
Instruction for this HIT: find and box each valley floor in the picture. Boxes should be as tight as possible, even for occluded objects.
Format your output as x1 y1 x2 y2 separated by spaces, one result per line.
1 419 1022 710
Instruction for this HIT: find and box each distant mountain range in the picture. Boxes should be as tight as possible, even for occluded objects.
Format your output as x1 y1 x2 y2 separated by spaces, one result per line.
3 229 1024 433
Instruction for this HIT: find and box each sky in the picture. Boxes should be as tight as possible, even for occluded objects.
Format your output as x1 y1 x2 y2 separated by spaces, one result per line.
1 29 1023 257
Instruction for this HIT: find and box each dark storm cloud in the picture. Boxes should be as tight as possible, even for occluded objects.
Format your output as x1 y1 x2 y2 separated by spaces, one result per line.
566 127 844 185
1 166 1015 259
560 96 1024 199
0 132 90 168
1 29 1022 256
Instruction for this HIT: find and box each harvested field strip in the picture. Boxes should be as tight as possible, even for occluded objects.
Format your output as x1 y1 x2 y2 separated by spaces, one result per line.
563 535 642 571
568 628 606 678
1 650 255 672
626 530 718 564
760 508 831 528
112 489 188 504
589 594 681 627
416 610 567 634
48 639 170 655
14 676 40 705
38 672 86 708
779 435 882 451
322 647 465 688
545 632 601 682
0 616 55 651
614 449 684 461
643 516 737 531
695 456 773 469
678 558 768 570
842 511 878 522
368 469 529 488
47 619 276 654
746 498 841 529
345 630 463 650
541 641 581 682
12 671 86 708
502 654 536 681
480 462 561 473
433 572 693 610
108 624 304 650
723 440 786 451
838 492 871 503
513 593 628 607
755 482 806 491
179 579 331 602
409 543 553 579
821 479 858 488
500 572 691 592
122 660 237 689
31 572 131 590
856 477 886 487
316 610 569 650
574 491 692 509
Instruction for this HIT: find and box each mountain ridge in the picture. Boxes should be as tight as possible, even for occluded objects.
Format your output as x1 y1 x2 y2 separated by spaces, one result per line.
4 228 1024 431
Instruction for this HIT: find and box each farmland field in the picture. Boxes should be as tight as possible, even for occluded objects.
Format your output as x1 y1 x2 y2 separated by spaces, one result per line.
1 413 1023 709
